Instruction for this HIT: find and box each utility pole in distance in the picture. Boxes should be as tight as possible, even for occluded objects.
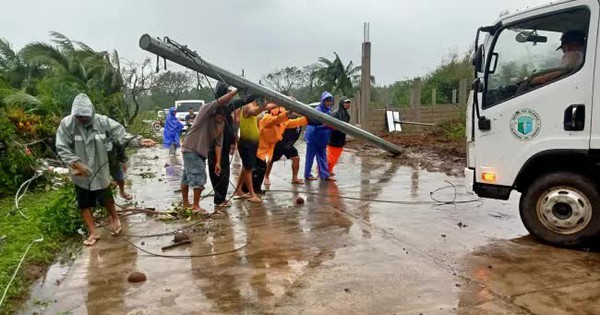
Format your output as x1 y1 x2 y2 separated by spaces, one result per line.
360 22 371 127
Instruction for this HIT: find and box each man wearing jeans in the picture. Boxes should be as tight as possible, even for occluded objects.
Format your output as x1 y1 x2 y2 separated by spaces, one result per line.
180 87 240 212
208 82 256 208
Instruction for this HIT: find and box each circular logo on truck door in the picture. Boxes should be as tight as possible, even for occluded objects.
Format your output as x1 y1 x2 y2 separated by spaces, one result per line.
510 108 541 141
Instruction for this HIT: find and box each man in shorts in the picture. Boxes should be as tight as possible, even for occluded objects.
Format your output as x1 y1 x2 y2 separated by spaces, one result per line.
232 99 275 203
181 86 242 212
56 93 155 246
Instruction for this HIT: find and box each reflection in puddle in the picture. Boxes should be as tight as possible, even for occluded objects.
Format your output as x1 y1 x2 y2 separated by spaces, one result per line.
20 146 600 314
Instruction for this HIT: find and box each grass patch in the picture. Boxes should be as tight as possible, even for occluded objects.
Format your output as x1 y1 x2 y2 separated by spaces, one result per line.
435 116 466 141
0 187 81 315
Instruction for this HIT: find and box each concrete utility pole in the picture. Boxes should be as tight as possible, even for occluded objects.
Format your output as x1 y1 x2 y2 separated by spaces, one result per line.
139 34 402 155
360 22 372 126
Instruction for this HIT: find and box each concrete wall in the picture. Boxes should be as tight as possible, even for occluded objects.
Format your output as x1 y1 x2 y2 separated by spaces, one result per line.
362 105 463 133
355 78 469 133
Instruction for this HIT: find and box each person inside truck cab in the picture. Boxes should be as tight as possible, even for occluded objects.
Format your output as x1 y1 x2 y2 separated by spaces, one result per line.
530 30 586 86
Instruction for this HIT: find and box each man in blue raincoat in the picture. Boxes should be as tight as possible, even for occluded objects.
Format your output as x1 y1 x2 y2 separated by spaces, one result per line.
163 107 183 156
304 91 335 181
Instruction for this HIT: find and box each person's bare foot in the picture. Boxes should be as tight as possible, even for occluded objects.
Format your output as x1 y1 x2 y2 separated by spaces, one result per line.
264 178 271 185
330 172 336 176
182 201 193 209
305 176 318 181
324 176 337 181
292 179 305 185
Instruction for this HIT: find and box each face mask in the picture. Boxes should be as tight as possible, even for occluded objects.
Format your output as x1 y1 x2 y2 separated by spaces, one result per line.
76 116 92 125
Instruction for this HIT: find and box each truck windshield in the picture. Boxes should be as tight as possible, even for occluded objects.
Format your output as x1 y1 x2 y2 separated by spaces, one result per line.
484 8 590 108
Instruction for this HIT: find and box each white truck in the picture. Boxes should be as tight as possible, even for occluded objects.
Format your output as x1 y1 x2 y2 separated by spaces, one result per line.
466 0 600 247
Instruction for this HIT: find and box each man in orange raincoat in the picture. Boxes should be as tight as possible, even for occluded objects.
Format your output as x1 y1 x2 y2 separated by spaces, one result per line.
252 103 308 192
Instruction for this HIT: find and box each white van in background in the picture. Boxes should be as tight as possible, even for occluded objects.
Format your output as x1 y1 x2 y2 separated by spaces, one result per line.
174 100 205 129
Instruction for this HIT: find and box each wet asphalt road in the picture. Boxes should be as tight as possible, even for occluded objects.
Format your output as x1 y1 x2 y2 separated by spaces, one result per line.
20 146 600 315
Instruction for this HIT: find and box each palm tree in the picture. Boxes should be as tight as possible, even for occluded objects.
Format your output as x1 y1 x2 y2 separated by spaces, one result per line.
0 38 45 94
21 32 122 94
19 32 127 119
311 52 371 97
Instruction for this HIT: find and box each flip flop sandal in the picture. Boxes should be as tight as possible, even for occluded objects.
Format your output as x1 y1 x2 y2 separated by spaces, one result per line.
193 209 209 215
233 194 250 200
121 193 134 201
83 235 100 246
218 201 233 207
292 180 305 185
248 197 262 204
111 224 122 236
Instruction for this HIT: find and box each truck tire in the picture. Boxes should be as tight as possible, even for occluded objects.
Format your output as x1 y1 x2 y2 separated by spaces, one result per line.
519 172 600 247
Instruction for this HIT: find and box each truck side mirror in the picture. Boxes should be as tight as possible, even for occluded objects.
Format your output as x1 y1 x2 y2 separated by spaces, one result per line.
472 45 484 73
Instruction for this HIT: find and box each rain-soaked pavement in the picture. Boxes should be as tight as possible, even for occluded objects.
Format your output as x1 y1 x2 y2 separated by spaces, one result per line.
21 145 600 315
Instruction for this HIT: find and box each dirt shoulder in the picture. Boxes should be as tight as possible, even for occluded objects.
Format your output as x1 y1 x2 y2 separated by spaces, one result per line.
346 131 466 177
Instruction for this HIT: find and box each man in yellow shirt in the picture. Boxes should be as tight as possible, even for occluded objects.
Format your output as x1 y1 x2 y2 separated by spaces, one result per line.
232 99 273 203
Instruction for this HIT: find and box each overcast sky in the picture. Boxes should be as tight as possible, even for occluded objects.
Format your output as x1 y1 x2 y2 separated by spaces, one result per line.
2 0 547 85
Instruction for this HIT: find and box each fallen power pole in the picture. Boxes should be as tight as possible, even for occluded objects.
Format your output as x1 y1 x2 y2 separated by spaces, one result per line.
139 34 402 155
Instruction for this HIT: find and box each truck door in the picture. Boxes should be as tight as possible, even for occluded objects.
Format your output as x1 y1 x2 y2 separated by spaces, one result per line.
475 3 597 189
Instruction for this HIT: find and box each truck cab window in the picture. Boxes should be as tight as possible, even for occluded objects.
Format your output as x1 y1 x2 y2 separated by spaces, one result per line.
484 9 590 108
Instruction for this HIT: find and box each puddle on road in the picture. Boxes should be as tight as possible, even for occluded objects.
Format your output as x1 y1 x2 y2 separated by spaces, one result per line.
20 146 600 315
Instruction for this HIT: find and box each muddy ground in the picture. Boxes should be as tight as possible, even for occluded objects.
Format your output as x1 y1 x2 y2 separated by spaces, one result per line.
18 144 599 315
346 130 466 177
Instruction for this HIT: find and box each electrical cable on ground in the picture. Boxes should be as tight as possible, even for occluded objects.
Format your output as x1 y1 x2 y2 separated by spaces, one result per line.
0 237 44 308
98 223 248 259
266 184 479 206
7 172 42 219
120 234 248 259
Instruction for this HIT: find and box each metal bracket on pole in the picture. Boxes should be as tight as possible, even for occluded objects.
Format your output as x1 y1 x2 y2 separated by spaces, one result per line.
138 34 402 155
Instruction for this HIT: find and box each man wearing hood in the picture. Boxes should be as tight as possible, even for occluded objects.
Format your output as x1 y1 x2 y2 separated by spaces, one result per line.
56 93 156 246
304 91 335 181
163 106 183 156
327 97 351 175
208 82 256 209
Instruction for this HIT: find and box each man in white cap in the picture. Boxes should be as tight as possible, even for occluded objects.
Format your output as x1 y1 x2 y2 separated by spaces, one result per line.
56 93 156 246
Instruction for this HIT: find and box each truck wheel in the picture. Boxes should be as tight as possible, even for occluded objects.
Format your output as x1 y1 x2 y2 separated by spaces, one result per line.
519 172 600 247
152 122 161 132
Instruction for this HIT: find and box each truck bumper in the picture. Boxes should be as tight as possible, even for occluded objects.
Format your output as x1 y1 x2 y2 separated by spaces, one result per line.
464 168 475 194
